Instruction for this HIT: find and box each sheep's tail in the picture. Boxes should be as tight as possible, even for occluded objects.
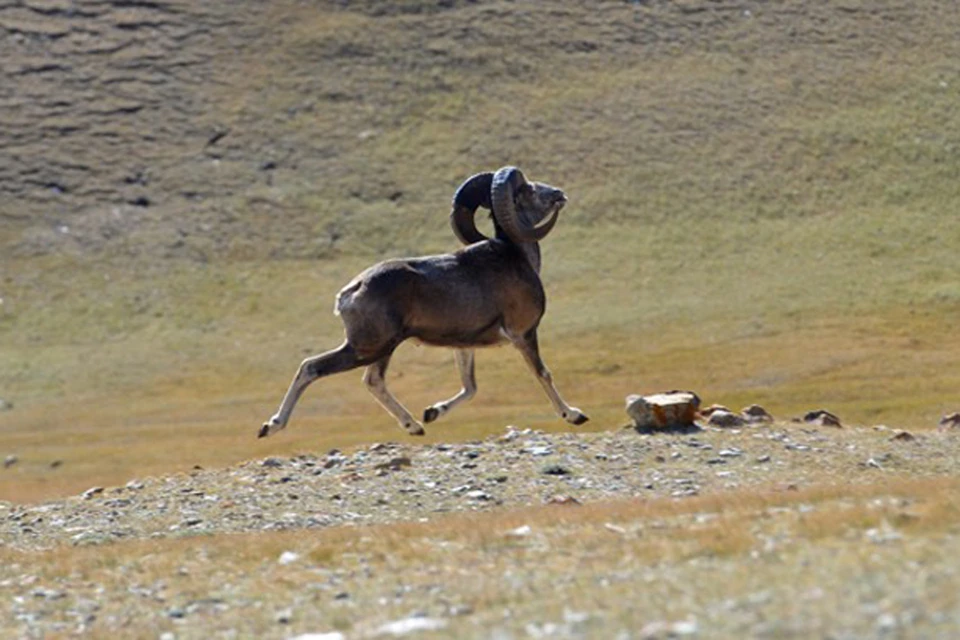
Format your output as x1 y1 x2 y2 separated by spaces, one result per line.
334 279 363 316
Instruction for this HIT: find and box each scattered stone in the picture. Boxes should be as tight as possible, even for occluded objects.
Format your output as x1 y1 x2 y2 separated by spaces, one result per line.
891 430 916 442
803 409 843 428
755 455 772 463
699 404 730 417
49 460 63 469
718 448 743 457
505 525 532 538
275 608 293 624
262 457 284 468
524 445 554 457
708 410 745 428
741 404 773 423
3 455 17 469
639 619 699 638
278 551 300 565
0 398 12 411
465 490 492 501
939 412 960 431
626 391 701 430
541 463 571 476
290 634 346 640
375 616 448 636
374 456 412 473
545 495 581 506
82 486 104 500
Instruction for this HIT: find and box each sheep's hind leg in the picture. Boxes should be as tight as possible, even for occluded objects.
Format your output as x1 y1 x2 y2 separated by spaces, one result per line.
363 354 425 436
260 342 362 438
510 330 589 426
423 349 476 423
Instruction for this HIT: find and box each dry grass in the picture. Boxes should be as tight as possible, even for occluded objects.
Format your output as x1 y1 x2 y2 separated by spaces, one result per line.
5 477 960 637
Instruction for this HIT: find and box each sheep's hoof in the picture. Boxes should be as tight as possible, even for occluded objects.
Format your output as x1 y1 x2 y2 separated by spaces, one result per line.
565 409 589 426
259 416 284 438
423 407 441 423
572 413 590 426
406 423 426 436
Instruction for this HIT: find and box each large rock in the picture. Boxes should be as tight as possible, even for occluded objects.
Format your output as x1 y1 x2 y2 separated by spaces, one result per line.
625 391 700 430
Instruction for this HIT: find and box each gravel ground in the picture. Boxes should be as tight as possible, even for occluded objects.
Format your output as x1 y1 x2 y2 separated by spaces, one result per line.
3 422 960 639
2 423 951 551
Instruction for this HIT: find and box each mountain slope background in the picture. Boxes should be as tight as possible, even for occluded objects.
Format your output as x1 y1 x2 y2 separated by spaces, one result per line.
2 0 960 500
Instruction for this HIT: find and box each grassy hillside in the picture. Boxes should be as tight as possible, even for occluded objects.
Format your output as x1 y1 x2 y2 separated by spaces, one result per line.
2 0 960 500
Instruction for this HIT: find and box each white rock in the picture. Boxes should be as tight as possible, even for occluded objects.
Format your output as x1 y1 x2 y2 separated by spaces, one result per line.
375 616 448 636
505 525 532 538
278 551 300 565
290 634 345 640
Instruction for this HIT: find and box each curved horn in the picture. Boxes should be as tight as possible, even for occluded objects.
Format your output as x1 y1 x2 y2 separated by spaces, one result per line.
491 166 559 244
449 172 494 245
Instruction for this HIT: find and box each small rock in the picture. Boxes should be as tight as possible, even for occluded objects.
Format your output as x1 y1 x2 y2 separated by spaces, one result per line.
262 457 284 468
938 412 960 431
465 489 492 501
803 409 842 428
699 404 730 417
374 456 412 472
541 464 571 476
708 410 745 428
3 455 17 469
82 486 104 499
49 460 63 469
167 607 186 619
755 454 772 463
741 404 773 423
524 445 554 456
278 551 300 565
545 495 581 506
639 619 699 638
718 448 743 457
891 430 916 442
275 608 293 624
0 398 12 411
505 525 532 538
375 616 448 636
290 634 346 640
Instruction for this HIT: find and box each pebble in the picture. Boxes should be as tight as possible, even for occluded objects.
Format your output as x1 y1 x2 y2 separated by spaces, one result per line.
3 455 17 469
541 464 571 476
375 616 448 636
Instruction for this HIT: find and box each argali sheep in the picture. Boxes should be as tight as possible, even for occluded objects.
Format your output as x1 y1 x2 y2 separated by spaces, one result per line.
259 166 588 437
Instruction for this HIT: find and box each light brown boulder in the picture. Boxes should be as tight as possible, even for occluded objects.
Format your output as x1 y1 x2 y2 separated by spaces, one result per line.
625 391 700 430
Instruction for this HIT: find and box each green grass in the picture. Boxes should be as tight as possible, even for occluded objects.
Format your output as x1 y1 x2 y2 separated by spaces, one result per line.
3 0 960 500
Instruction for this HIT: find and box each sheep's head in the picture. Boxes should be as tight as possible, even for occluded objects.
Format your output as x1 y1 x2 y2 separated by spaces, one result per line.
449 167 565 246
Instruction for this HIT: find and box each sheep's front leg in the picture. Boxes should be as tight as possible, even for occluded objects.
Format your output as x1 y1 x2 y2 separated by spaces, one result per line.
260 342 362 438
423 349 477 423
363 355 425 436
510 330 589 426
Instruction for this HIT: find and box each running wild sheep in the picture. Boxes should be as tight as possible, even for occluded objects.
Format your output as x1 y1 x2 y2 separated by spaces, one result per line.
260 166 588 437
